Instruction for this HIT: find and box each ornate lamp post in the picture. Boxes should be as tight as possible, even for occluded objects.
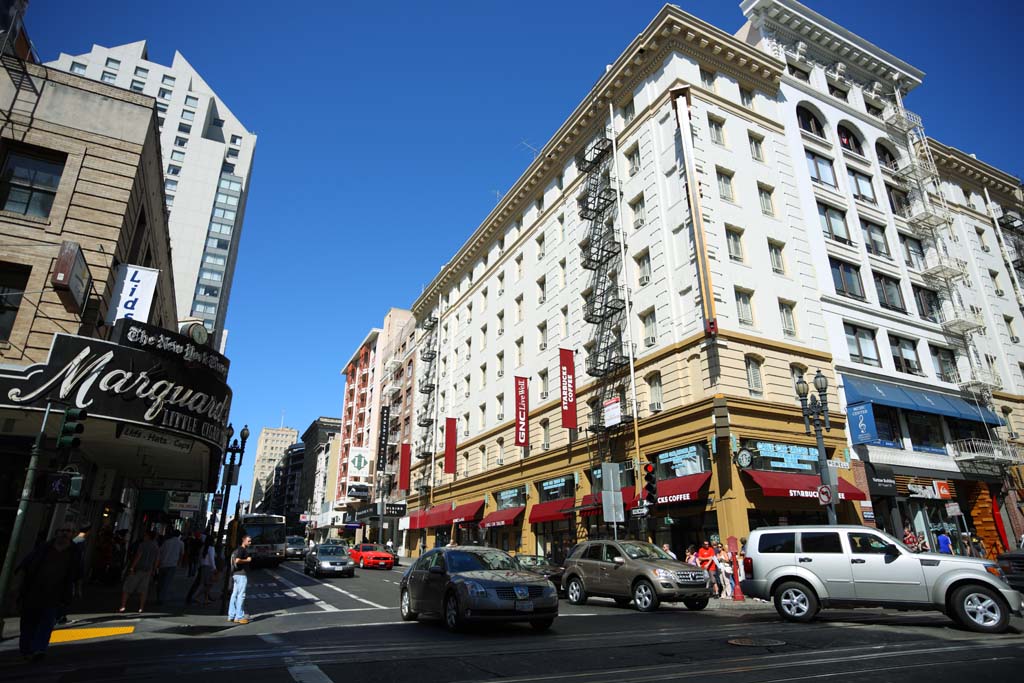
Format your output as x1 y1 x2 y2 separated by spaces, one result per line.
216 424 249 614
795 371 838 525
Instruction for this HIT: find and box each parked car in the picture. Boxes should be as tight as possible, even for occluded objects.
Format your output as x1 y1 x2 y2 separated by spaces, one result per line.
741 525 1024 634
385 545 401 567
561 540 711 612
349 543 395 570
516 554 565 595
399 546 558 632
304 544 355 578
996 547 1024 592
286 536 306 560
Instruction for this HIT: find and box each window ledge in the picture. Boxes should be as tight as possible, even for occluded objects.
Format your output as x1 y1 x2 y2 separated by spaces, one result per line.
0 210 50 225
800 129 832 148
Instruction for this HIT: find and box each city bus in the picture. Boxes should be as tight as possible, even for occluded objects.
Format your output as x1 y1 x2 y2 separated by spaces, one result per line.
235 513 287 566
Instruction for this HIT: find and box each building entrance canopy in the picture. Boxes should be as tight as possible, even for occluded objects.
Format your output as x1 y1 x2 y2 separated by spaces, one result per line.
479 506 525 528
842 375 1000 425
744 470 867 501
528 497 575 524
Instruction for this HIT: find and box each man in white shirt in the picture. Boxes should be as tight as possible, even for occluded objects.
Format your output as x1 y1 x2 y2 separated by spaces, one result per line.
661 543 678 560
155 530 185 605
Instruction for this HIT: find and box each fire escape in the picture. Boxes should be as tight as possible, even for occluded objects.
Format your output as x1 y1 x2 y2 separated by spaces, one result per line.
578 133 633 470
884 101 997 400
414 315 439 497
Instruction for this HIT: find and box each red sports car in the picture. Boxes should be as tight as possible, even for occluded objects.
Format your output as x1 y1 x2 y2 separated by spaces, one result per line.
348 543 394 569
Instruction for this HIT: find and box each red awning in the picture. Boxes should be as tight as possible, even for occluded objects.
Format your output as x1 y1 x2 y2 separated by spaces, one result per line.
423 505 453 528
528 497 576 524
656 472 712 505
580 486 639 517
478 506 525 529
449 500 485 524
407 510 427 530
744 470 867 501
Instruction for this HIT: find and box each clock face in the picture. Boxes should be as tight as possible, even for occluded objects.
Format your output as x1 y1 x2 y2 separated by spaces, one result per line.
736 449 753 468
189 323 209 345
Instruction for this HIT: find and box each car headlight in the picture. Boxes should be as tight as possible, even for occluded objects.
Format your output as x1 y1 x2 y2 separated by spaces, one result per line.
464 580 487 597
984 564 1005 579
654 568 674 581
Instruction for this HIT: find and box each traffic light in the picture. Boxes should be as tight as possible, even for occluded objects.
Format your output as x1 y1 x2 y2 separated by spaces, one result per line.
643 462 657 507
57 408 88 450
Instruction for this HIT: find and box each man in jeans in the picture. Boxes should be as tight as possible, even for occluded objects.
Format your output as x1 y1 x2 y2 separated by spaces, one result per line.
155 530 184 605
228 535 253 624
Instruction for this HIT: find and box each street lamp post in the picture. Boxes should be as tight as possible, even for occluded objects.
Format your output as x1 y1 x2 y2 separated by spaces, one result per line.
796 371 838 526
216 424 249 615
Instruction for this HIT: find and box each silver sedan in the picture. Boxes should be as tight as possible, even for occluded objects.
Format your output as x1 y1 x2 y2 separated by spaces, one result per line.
304 545 355 578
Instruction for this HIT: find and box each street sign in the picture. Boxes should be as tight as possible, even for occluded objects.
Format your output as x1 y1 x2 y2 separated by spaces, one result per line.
601 462 624 523
944 502 962 517
817 484 833 506
212 493 223 509
631 505 649 518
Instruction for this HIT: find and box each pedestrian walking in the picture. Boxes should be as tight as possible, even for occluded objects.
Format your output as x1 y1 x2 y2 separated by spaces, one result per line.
661 543 677 560
119 530 159 613
228 535 253 624
684 544 698 566
903 523 921 552
715 543 733 599
186 532 202 578
15 525 82 661
696 540 720 598
155 530 184 604
186 536 217 605
936 529 953 554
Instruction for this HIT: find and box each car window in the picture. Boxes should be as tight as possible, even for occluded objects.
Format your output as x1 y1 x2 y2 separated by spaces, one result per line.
800 532 842 553
318 546 348 557
618 542 672 560
848 532 892 554
602 545 622 562
517 555 543 567
585 543 604 561
446 550 518 572
429 552 447 571
414 552 434 571
758 532 795 553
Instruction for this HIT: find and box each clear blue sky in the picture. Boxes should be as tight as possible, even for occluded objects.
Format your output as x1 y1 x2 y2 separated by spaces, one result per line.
30 1 1024 509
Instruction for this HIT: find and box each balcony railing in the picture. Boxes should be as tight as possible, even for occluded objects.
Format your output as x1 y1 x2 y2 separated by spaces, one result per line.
884 105 922 133
958 369 1003 394
893 153 937 183
938 306 984 336
920 252 966 281
952 438 1021 464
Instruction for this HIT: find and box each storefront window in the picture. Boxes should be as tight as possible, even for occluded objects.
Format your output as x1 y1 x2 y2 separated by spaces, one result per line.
654 442 710 480
538 476 573 501
947 418 986 442
905 411 947 454
534 519 576 563
495 485 526 510
872 405 903 448
743 440 820 475
590 462 636 490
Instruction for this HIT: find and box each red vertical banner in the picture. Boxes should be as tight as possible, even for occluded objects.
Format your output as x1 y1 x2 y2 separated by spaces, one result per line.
558 348 577 429
444 417 457 474
399 443 411 491
514 376 530 447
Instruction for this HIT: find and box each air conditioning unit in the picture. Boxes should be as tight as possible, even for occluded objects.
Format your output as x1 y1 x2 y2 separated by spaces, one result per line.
1012 336 1021 344
996 289 1005 297
649 402 662 412
539 342 548 350
639 275 650 286
633 218 645 230
497 370 505 377
537 252 545 261
644 336 657 347
542 442 550 450
464 391 470 398
498 328 504 336
538 296 546 304
497 413 505 421
497 288 504 296
462 430 470 437
540 391 549 399
496 457 504 466
982 245 991 252
465 317 472 324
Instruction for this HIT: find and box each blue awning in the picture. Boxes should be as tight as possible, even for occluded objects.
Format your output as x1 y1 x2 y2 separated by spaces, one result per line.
841 375 1001 426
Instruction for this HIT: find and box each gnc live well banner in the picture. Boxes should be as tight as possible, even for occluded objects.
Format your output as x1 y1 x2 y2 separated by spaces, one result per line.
444 417 457 474
558 348 577 429
399 443 411 490
514 376 529 447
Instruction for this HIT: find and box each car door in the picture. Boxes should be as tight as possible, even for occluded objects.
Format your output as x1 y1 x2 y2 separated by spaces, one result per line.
797 531 854 600
575 543 605 594
421 551 449 613
407 552 432 610
600 543 631 597
846 531 928 603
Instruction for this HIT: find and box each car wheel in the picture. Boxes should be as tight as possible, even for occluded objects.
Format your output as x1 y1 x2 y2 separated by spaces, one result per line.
530 618 554 632
566 577 587 606
360 558 365 568
683 597 709 611
614 598 632 608
444 592 464 632
951 584 1009 634
400 589 418 622
633 579 660 612
774 581 818 623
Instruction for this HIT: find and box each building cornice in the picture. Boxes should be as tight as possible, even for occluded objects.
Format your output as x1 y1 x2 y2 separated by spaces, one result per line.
926 137 1023 202
411 4 784 318
741 0 923 96
342 328 381 374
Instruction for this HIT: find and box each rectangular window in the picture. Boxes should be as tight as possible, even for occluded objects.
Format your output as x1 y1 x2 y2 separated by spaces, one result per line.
134 66 148 77
845 323 880 366
230 134 243 145
215 192 239 206
736 289 754 326
930 345 959 383
745 356 763 397
648 373 663 404
827 83 848 101
758 185 774 216
178 123 191 134
206 237 229 250
902 234 925 269
700 68 716 90
181 109 195 122
166 165 181 176
740 88 754 109
209 221 233 235
185 95 199 108
219 178 242 191
802 531 842 553
627 147 640 176
748 134 764 161
830 259 864 299
101 71 116 84
787 63 810 82
164 179 178 192
779 301 797 337
887 186 910 217
806 150 836 187
847 169 876 204
874 273 906 311
0 263 31 341
866 102 884 118
199 269 223 282
158 88 172 100
630 196 646 228
70 62 87 75
726 227 744 262
708 116 725 145
130 79 145 92
643 311 657 340
890 335 922 374
818 203 850 243
906 411 947 454
759 532 796 553
913 285 941 322
105 57 120 69
0 149 65 218
768 241 785 274
861 221 889 257
638 252 652 280
717 170 734 202
170 150 185 162
203 254 226 266
162 75 175 86
872 405 903 448
621 99 635 124
174 136 188 148
212 208 236 220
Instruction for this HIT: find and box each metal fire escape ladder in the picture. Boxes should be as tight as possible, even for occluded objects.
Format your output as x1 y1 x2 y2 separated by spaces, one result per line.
0 4 42 134
415 314 440 504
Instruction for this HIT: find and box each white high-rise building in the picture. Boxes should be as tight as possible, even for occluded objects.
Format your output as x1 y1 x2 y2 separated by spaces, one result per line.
46 41 256 350
249 426 299 511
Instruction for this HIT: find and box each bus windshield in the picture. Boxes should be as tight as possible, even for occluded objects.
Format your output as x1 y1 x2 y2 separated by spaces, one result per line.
242 523 286 545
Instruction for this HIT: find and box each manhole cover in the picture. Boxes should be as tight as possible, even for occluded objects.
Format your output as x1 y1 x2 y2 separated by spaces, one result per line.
156 624 234 636
728 637 786 647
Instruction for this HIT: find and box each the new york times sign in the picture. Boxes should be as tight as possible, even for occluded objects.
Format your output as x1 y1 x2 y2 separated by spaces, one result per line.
1 319 232 451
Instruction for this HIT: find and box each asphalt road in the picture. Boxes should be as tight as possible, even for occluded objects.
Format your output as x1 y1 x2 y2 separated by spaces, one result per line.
2 559 1023 682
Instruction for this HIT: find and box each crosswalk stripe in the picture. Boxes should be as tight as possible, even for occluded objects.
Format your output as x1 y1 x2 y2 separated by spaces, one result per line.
268 570 339 612
278 563 388 609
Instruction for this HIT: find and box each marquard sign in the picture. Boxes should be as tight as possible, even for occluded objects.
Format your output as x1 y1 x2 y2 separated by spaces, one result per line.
0 319 232 451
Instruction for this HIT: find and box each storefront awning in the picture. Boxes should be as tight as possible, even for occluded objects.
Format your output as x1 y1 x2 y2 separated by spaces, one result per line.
407 509 427 530
842 375 1000 425
423 505 454 528
580 486 639 517
528 497 576 524
479 506 525 528
449 500 485 524
744 469 867 501
655 472 712 506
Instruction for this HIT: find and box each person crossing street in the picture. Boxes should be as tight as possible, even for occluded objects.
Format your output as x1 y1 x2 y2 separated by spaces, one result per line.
228 535 253 624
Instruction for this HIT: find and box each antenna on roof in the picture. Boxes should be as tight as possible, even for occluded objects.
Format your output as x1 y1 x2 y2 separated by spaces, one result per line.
520 139 540 158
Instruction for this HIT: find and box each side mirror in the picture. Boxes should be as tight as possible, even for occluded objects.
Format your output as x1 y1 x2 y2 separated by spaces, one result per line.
613 556 625 564
885 544 900 557
428 565 445 575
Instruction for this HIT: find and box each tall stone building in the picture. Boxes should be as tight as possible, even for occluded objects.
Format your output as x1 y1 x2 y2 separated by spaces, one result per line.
249 426 298 512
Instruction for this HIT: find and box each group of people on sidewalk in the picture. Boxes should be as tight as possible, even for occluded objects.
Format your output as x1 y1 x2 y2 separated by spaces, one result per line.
660 539 748 600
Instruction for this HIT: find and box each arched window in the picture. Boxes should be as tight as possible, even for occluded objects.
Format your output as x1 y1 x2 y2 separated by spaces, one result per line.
837 125 864 155
875 142 898 171
796 106 826 138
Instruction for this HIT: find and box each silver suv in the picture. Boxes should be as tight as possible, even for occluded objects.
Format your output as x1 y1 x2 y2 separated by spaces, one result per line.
562 540 712 612
741 525 1024 633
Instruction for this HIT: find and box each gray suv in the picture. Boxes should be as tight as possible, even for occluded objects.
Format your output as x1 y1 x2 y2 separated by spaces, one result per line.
562 540 712 612
741 525 1024 633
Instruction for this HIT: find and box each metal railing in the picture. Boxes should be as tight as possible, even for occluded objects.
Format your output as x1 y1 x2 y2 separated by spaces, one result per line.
952 438 1021 464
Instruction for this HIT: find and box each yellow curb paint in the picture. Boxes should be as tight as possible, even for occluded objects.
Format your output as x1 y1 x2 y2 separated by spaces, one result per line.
49 626 135 643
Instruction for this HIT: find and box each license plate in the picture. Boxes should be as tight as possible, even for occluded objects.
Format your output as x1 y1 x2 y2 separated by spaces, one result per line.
515 600 534 612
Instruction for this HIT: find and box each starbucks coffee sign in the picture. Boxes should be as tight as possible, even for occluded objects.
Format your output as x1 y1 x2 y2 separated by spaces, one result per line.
1 319 232 451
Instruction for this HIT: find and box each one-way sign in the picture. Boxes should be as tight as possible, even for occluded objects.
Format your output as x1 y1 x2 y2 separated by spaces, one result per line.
631 505 649 518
